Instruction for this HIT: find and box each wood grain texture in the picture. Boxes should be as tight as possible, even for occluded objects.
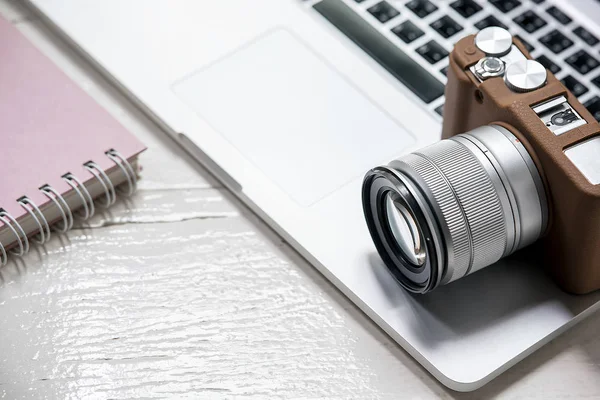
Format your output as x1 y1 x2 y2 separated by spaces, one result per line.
0 2 599 399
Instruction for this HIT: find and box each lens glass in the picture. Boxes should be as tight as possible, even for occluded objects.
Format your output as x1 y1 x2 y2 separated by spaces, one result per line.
384 193 426 266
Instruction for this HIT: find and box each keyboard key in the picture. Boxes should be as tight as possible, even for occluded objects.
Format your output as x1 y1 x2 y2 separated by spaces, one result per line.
573 26 599 46
561 75 588 97
430 16 463 38
368 1 400 23
391 20 424 43
539 30 573 54
584 96 600 122
591 75 600 89
450 0 482 18
513 10 547 33
440 65 450 76
536 55 561 74
546 5 572 24
435 104 444 116
314 0 445 103
515 34 535 52
566 50 599 75
405 0 438 18
416 40 449 64
475 15 508 30
489 0 521 13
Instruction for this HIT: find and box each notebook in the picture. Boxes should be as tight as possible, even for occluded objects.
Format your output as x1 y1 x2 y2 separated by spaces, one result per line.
0 16 146 262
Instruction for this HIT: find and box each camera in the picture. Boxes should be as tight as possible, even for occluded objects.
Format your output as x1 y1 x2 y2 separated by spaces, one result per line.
362 27 600 295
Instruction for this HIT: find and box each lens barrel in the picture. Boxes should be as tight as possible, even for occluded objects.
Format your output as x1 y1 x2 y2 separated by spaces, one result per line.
362 125 548 293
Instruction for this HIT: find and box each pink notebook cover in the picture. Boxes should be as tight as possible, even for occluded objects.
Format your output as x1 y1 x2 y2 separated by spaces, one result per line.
0 16 146 220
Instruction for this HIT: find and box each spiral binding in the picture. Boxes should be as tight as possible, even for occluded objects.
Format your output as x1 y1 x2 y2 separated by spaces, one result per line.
41 185 74 232
64 173 95 220
107 149 138 196
0 210 28 257
18 197 51 245
0 150 137 265
85 161 116 208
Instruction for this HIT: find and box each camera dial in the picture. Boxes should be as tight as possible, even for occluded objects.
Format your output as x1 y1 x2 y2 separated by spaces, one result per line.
504 59 547 92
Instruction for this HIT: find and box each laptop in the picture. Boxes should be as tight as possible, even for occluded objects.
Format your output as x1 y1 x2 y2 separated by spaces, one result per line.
25 0 600 391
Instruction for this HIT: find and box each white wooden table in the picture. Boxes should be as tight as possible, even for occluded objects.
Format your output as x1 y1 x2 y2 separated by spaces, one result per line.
1 1 599 398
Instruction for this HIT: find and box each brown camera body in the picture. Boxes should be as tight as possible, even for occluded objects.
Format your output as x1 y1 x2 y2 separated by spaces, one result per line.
443 35 600 294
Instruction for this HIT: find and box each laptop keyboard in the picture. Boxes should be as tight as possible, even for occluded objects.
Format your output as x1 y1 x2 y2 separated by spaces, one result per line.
307 0 600 121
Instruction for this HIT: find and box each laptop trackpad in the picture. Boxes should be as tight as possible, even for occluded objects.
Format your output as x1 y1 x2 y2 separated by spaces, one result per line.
172 29 414 206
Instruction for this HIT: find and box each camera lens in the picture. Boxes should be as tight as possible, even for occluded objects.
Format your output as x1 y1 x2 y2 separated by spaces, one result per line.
363 166 444 293
362 125 548 293
384 193 426 266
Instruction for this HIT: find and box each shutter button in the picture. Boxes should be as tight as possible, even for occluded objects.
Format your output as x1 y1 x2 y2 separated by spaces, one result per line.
474 57 505 80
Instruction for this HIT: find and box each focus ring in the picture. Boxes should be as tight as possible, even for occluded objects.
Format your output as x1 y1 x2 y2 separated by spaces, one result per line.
398 139 507 282
398 152 471 283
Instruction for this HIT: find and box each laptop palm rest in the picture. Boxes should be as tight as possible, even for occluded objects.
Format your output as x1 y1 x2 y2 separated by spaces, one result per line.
171 29 414 207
